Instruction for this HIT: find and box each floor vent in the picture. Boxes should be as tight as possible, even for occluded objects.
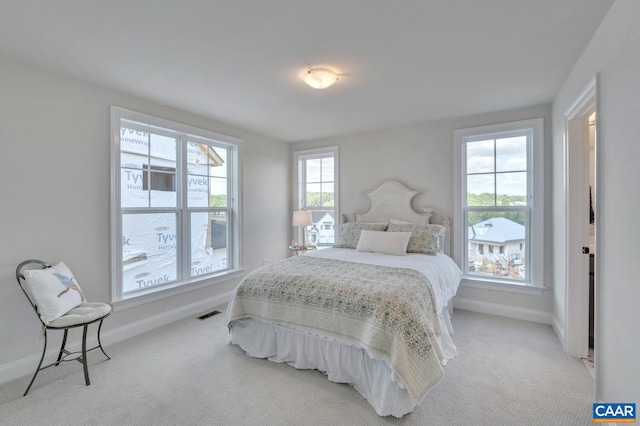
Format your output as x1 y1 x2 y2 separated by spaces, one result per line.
197 310 222 320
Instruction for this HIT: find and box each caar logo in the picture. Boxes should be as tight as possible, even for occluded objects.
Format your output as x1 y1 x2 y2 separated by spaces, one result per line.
593 403 636 423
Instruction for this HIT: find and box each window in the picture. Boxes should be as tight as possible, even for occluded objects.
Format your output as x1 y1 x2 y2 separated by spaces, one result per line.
293 147 339 248
453 119 543 291
111 107 242 304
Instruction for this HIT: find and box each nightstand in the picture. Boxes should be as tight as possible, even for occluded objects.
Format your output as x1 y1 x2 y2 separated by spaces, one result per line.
288 246 317 256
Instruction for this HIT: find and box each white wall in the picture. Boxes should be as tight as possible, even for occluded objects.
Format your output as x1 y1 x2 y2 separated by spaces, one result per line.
552 0 640 404
0 57 290 383
292 103 554 320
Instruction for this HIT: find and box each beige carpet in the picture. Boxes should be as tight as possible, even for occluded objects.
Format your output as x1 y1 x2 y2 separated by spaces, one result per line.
0 309 594 425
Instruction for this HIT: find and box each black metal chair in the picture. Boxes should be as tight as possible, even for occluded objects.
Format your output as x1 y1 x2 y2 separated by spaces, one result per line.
16 260 112 396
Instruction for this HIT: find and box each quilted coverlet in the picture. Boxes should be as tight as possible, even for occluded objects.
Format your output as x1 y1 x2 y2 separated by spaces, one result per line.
226 255 446 402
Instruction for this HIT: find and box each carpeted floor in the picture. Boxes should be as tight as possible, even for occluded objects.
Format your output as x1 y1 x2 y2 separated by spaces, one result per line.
0 309 594 425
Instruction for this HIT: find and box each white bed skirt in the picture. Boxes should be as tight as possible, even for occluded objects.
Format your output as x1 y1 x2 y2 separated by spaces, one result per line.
228 306 457 417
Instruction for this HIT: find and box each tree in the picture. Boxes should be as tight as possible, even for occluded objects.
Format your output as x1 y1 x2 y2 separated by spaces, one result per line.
305 192 334 208
467 192 526 226
467 192 526 207
209 194 227 207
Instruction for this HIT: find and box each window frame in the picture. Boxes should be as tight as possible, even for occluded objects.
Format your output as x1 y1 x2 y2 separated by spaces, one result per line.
293 147 339 247
453 118 544 294
110 107 243 309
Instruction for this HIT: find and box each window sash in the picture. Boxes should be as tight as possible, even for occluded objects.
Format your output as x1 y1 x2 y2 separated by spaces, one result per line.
111 107 241 303
464 206 530 283
453 119 543 289
293 147 339 248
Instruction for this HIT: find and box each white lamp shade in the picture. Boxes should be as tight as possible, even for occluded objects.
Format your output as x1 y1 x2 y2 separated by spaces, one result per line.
292 210 313 227
303 69 338 89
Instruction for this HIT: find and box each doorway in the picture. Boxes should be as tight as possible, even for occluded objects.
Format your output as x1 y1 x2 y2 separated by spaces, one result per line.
564 76 598 365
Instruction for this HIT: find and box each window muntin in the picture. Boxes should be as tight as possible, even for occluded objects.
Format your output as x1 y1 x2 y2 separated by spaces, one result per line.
294 147 339 248
454 119 543 288
112 108 241 302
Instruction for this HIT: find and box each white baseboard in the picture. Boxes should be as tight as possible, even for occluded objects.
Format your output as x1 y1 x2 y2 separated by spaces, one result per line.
0 290 234 386
550 314 566 350
453 296 553 325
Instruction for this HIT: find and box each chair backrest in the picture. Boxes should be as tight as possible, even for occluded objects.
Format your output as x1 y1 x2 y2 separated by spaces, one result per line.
16 259 51 319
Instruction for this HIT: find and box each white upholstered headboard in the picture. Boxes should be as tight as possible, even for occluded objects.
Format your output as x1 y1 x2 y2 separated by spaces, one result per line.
341 180 452 255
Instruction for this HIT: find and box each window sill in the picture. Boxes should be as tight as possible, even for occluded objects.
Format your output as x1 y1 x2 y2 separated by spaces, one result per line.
112 269 246 312
460 277 545 296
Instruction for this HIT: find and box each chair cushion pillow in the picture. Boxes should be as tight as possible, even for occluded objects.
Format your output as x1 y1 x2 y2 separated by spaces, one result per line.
22 262 86 325
47 302 112 328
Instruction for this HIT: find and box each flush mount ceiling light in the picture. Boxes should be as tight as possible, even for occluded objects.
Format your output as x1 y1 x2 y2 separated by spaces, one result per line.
303 68 338 89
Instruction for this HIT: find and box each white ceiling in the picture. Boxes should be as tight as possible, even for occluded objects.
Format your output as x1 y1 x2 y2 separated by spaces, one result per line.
0 0 613 142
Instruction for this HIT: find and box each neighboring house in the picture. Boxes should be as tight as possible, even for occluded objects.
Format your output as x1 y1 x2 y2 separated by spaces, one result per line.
310 211 335 245
468 217 525 279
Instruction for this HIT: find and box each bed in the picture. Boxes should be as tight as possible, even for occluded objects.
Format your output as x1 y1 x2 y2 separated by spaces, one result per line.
226 180 462 417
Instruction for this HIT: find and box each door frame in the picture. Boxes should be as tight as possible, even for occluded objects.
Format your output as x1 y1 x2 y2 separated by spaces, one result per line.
564 75 598 359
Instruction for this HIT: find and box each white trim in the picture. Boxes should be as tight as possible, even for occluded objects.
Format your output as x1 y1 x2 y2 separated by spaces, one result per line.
453 118 544 290
551 314 566 349
112 269 245 311
109 106 243 304
459 278 545 296
292 146 339 245
563 75 597 359
111 106 243 146
564 77 597 120
453 296 553 325
0 290 235 386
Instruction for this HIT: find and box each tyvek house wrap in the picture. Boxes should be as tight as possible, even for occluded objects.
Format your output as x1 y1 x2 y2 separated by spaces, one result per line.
120 129 227 294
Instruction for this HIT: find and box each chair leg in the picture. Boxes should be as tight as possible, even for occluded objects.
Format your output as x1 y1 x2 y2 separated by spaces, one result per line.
56 329 69 366
24 328 48 396
97 319 110 360
82 324 90 386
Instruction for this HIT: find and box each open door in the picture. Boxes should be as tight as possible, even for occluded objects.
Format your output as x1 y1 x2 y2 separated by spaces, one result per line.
565 76 598 363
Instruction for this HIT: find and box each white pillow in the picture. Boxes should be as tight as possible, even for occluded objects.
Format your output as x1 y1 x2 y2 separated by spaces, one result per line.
22 262 86 325
356 230 412 256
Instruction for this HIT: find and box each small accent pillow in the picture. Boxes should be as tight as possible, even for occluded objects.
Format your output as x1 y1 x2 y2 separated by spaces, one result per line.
356 230 412 256
387 223 445 255
334 222 388 249
22 262 86 325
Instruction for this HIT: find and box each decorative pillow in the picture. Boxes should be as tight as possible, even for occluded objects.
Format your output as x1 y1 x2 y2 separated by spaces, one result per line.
22 262 86 325
334 222 388 249
436 228 447 253
356 230 411 256
386 223 445 255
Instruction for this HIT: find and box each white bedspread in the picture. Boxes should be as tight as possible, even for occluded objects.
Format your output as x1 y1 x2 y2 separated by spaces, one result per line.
227 248 462 417
306 249 462 316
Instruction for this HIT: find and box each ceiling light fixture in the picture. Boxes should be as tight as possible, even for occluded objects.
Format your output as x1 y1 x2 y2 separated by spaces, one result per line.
303 68 338 89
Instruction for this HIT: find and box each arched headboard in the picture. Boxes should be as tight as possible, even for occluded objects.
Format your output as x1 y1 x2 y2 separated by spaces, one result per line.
354 180 431 224
341 180 452 255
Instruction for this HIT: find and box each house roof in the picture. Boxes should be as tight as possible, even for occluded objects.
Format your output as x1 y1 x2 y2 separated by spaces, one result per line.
468 217 525 245
311 211 335 224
